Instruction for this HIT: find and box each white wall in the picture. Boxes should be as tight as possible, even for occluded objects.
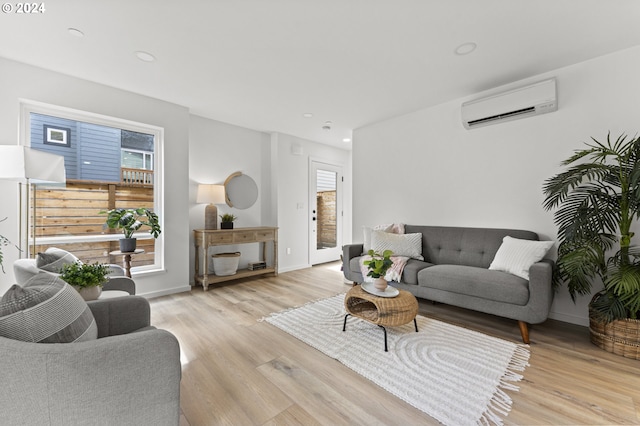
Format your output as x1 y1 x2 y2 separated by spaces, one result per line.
272 132 352 272
352 45 640 326
0 57 191 297
187 123 352 278
188 115 270 280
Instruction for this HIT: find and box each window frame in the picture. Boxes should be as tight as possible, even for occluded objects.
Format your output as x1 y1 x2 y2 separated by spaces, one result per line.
19 99 165 275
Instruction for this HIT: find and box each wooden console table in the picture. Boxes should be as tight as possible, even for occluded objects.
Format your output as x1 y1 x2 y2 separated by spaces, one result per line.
193 227 278 291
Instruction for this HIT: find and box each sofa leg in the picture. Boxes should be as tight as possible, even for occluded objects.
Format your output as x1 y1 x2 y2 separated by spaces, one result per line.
518 321 530 344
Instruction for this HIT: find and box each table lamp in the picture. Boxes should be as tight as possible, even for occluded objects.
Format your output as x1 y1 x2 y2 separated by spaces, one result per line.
196 184 225 230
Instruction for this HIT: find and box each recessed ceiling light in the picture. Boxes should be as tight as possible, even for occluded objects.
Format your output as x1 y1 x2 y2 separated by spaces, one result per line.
303 113 313 118
342 138 351 143
67 28 84 37
135 51 156 62
454 42 477 56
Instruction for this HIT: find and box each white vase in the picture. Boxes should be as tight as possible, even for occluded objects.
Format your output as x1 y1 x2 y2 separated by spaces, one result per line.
373 277 388 291
74 285 102 301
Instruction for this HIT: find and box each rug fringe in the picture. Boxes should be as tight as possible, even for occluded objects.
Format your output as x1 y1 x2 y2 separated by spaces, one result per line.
480 343 531 425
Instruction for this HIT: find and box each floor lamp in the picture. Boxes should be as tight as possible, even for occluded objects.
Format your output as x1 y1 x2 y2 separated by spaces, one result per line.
196 184 225 230
0 146 66 258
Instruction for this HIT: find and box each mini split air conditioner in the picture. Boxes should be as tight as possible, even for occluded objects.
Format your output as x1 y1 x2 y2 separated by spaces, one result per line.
461 78 557 129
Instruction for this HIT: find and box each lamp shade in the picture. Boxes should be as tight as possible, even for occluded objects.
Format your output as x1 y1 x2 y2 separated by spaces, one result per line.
196 184 225 205
0 146 66 183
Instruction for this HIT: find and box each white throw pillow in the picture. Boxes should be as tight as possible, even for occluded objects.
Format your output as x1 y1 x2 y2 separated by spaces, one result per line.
362 224 392 253
371 230 423 260
489 236 554 280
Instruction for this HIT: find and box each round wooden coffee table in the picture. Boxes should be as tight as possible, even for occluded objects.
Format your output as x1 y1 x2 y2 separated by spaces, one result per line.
343 284 419 351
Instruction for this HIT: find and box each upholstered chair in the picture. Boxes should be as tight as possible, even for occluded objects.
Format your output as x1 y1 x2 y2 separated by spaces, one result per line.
0 273 181 425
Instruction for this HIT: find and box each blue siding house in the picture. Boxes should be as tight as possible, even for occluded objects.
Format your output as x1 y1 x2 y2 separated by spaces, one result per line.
30 113 152 182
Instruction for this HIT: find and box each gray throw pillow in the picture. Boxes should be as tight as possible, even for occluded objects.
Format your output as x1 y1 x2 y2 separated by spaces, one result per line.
36 247 81 273
0 272 97 343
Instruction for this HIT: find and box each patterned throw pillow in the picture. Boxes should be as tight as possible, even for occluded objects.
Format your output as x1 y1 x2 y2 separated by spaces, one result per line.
0 272 97 343
362 223 405 253
489 236 554 280
371 230 424 260
36 247 81 273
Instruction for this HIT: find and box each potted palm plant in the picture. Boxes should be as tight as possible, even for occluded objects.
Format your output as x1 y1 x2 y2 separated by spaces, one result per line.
363 249 393 291
543 133 640 359
102 208 161 252
59 261 110 301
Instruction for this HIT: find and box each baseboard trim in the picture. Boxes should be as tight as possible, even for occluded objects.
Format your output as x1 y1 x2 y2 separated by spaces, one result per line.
548 311 589 327
278 264 312 273
142 285 191 299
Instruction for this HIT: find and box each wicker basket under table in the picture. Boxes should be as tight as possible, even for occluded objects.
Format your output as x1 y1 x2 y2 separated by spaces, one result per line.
343 284 419 351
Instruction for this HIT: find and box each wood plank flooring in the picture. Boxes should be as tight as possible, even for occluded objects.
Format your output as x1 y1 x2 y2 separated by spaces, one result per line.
149 262 640 426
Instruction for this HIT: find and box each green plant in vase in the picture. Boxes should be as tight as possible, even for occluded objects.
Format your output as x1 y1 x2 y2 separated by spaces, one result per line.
101 208 161 252
59 261 110 301
363 249 393 290
543 133 640 359
220 213 237 229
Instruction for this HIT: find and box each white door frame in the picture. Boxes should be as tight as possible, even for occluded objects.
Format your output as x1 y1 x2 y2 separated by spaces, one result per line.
309 158 343 265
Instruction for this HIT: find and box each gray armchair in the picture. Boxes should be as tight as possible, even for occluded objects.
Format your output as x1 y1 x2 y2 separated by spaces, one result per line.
0 296 181 425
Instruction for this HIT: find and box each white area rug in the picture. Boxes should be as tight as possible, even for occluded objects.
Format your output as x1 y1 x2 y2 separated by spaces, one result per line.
264 293 530 426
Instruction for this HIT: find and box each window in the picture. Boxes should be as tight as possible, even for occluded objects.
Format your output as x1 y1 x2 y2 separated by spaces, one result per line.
122 149 153 170
20 101 164 274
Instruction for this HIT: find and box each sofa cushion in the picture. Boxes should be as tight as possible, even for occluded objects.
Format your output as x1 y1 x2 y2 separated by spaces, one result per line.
0 272 97 343
371 230 424 260
418 265 530 305
404 225 539 268
401 259 433 285
36 247 81 273
489 236 554 280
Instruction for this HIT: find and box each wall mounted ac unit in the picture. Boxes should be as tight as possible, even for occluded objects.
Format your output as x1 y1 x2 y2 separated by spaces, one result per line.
461 78 557 129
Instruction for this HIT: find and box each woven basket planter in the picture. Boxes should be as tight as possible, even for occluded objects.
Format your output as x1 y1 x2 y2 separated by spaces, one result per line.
212 252 241 276
589 308 640 360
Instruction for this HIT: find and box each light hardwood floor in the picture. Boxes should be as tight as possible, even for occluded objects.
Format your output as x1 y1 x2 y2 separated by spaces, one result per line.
150 262 640 426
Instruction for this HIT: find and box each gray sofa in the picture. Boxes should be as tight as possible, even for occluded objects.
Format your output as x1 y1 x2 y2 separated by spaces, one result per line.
343 225 555 343
0 296 182 425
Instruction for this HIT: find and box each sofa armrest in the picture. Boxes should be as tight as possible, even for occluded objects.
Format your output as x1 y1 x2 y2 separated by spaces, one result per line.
526 259 555 323
343 244 364 282
103 276 136 294
106 264 126 276
88 296 150 337
0 329 181 425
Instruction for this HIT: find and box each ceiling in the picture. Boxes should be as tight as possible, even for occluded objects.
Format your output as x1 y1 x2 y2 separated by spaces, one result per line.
1 1 639 149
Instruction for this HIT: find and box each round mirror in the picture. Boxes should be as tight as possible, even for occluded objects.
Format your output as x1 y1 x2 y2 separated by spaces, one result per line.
224 172 258 209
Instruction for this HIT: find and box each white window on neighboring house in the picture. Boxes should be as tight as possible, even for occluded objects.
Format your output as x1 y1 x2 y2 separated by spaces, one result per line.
122 149 153 170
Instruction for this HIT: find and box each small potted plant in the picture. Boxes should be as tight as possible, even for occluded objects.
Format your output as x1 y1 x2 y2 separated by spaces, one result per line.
219 213 237 229
363 249 393 291
59 261 110 301
101 208 161 252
